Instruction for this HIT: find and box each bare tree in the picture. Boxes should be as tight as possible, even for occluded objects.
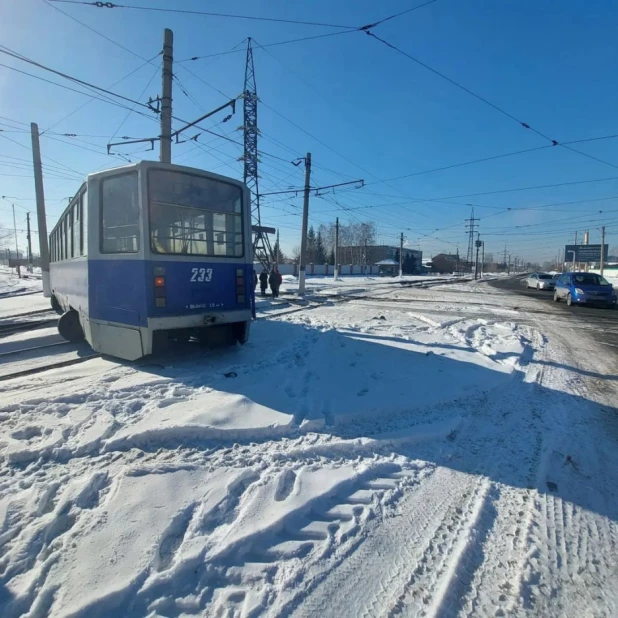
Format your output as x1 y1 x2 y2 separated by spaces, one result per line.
318 221 377 264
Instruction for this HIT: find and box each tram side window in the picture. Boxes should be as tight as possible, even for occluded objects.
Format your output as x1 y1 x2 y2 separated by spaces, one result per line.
101 173 139 253
81 188 88 256
72 202 80 258
64 216 69 260
60 218 65 260
68 207 75 258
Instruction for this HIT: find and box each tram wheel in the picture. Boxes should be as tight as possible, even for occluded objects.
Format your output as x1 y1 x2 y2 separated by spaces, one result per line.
58 310 85 342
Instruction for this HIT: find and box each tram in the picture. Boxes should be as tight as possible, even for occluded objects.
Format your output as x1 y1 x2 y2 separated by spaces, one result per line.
48 161 254 360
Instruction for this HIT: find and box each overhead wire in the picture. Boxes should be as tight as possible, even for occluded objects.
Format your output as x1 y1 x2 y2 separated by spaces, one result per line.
109 60 162 143
46 0 359 29
362 30 618 171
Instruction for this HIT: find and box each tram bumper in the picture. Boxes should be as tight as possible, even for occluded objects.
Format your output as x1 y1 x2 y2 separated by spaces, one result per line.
144 309 252 354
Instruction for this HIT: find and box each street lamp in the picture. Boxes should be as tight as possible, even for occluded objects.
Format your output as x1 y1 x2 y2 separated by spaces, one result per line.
566 250 576 271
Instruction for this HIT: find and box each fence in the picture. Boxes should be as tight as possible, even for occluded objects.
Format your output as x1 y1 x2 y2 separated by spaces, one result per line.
255 263 394 276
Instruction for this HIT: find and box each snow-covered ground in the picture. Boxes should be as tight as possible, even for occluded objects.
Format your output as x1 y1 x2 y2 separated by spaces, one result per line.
0 266 43 298
1 274 617 617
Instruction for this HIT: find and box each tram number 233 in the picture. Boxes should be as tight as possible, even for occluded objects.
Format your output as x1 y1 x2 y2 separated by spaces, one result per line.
190 267 213 282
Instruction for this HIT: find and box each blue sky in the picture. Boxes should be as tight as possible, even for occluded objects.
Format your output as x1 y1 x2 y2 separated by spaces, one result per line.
1 0 618 264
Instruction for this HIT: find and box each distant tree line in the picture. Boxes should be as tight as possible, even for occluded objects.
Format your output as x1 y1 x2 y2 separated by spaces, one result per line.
291 221 378 264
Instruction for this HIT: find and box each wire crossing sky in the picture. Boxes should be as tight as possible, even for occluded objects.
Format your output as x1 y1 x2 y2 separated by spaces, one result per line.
1 0 618 263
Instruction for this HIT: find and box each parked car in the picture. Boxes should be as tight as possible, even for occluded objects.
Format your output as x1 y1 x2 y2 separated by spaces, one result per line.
526 272 556 290
553 272 617 307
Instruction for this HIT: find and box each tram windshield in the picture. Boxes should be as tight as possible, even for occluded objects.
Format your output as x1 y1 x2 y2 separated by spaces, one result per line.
148 169 243 256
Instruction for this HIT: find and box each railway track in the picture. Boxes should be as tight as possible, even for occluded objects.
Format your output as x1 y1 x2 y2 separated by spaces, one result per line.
0 310 58 338
0 341 72 360
0 353 102 382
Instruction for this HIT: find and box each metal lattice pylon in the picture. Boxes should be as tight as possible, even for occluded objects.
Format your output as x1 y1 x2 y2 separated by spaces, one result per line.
241 38 272 269
465 207 477 269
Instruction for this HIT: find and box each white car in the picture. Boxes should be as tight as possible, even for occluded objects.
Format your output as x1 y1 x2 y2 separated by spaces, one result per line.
526 272 555 290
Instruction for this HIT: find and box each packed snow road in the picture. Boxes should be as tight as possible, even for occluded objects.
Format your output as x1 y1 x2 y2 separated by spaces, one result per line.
0 276 617 617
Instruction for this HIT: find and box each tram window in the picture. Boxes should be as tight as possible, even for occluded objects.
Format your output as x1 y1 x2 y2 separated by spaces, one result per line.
60 218 65 260
72 202 80 258
148 170 243 257
68 208 74 258
64 216 69 259
101 172 139 253
81 188 88 256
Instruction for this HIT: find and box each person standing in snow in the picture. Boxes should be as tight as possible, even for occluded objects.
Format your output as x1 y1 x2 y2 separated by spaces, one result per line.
269 267 282 298
259 269 268 296
253 270 258 291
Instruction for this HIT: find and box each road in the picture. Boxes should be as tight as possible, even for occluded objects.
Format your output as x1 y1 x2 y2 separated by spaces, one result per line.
489 274 618 352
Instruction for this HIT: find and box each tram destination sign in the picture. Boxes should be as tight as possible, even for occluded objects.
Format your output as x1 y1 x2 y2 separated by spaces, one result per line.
564 244 608 263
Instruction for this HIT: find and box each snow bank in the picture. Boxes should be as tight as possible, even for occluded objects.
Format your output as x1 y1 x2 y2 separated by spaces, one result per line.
0 267 43 297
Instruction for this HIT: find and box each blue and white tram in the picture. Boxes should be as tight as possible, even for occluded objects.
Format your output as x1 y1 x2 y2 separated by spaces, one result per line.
48 161 254 360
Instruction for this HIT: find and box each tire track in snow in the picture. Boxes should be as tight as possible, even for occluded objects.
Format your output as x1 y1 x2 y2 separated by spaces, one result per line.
287 467 482 618
205 465 415 617
389 478 494 618
457 487 535 618
520 492 618 618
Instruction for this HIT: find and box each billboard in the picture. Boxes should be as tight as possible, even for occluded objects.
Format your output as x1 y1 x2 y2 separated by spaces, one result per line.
564 244 608 263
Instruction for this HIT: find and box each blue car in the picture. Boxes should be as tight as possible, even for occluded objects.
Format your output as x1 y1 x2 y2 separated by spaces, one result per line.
553 272 617 307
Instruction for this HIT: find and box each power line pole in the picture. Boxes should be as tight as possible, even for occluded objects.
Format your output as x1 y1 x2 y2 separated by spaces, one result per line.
363 237 367 274
334 217 339 279
26 212 32 267
465 208 478 272
160 28 173 164
31 122 50 296
274 228 280 267
298 152 312 295
399 232 404 277
481 239 485 278
243 38 273 269
12 204 19 258
474 234 481 280
600 225 606 276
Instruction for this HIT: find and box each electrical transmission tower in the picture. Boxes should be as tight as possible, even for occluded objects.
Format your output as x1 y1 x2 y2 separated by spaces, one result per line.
242 37 273 269
465 208 478 270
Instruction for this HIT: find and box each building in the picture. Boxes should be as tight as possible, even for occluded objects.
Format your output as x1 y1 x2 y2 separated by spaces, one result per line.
431 253 460 273
337 245 422 273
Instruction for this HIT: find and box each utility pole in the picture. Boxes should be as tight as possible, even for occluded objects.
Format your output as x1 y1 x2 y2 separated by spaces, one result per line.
481 240 485 278
274 228 280 267
334 217 339 279
465 208 478 272
160 28 173 164
31 122 50 296
12 205 19 258
600 226 606 276
507 254 511 274
298 153 312 295
474 235 481 280
26 212 32 267
363 237 367 274
399 232 404 277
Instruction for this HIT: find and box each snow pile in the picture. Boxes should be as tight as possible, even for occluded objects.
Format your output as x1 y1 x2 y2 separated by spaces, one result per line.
0 267 42 297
